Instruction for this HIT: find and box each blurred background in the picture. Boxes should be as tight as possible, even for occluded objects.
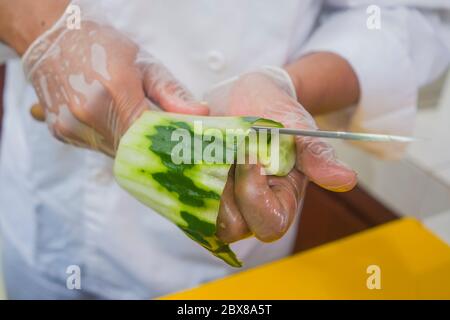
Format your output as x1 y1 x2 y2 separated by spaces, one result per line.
0 64 449 300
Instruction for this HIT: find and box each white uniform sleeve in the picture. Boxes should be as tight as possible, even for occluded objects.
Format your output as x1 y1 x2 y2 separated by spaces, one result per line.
297 1 450 159
0 43 17 64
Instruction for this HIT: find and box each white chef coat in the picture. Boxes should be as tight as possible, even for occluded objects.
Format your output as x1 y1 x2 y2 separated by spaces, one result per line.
0 0 449 299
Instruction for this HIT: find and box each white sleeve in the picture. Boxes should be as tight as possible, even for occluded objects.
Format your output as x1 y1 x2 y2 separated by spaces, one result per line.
0 43 17 64
297 1 450 159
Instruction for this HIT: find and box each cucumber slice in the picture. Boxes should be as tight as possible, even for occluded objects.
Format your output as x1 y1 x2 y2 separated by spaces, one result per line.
114 111 295 267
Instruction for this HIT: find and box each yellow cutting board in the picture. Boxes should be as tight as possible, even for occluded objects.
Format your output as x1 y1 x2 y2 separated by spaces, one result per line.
163 218 450 299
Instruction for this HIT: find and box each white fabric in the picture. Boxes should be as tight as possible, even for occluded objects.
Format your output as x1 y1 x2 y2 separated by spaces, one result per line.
0 0 449 299
0 44 16 64
300 1 450 159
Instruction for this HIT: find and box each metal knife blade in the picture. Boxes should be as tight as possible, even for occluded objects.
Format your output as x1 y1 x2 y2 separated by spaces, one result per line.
251 126 418 143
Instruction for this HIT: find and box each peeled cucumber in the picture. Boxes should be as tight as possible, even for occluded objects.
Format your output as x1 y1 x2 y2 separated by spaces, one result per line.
113 110 295 267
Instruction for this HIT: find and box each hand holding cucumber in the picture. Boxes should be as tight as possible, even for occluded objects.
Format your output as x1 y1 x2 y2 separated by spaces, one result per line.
205 67 357 243
112 68 357 265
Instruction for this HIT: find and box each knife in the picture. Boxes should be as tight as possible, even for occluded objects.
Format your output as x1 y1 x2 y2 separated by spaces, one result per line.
251 126 418 143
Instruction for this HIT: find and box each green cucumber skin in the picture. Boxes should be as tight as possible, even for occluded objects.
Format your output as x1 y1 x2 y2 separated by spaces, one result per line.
114 111 295 267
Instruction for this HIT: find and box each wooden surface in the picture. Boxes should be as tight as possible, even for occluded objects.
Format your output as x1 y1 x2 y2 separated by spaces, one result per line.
294 183 398 253
164 218 450 299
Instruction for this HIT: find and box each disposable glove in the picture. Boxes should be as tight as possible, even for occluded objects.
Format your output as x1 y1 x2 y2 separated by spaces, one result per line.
205 67 358 243
23 1 208 156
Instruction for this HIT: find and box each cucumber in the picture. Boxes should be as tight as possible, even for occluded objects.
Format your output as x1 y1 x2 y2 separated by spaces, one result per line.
113 111 295 267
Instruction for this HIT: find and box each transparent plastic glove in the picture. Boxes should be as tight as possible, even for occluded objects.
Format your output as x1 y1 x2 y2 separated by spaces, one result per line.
205 66 357 243
23 1 208 156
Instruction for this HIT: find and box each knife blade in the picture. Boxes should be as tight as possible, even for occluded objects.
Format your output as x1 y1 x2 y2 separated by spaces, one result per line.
251 126 417 143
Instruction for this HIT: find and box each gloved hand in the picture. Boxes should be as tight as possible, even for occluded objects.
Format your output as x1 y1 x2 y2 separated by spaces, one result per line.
24 1 208 156
205 66 357 243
